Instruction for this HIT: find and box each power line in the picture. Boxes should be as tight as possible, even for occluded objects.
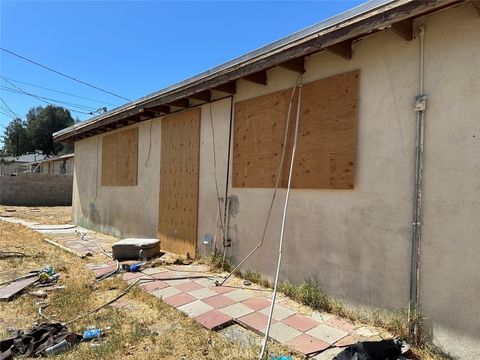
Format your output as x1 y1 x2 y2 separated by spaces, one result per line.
0 108 16 119
0 96 20 118
0 84 98 112
0 47 131 102
1 76 117 106
0 78 95 115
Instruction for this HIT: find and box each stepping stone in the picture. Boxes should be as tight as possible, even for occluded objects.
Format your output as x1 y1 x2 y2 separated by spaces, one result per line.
195 309 232 330
177 300 213 317
225 289 255 302
188 287 217 300
327 317 355 332
152 286 181 299
259 305 295 321
306 324 348 345
237 312 276 333
219 303 255 319
174 281 203 293
202 294 236 309
268 322 301 343
193 278 215 287
285 334 330 355
212 285 236 294
122 272 144 281
242 297 271 311
142 267 168 275
281 314 319 332
164 293 196 308
141 280 169 293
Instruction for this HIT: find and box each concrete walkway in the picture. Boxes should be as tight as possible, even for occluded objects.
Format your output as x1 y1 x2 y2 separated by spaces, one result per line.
1 215 386 358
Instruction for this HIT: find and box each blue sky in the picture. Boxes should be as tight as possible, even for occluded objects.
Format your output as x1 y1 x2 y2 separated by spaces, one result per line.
0 0 363 142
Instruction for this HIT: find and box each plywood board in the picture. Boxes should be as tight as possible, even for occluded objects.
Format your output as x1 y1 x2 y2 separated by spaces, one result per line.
232 70 359 189
101 127 138 186
158 108 200 258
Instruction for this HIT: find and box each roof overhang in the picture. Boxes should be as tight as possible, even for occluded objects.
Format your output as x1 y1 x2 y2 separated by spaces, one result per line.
53 0 463 143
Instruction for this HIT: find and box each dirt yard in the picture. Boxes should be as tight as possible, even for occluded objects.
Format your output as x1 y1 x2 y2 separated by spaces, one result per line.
0 209 295 360
0 206 72 225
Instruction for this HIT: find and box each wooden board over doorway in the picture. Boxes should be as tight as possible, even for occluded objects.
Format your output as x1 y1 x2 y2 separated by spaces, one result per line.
158 108 200 258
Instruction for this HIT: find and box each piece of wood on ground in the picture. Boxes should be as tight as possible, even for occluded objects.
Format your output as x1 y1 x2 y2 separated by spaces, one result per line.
0 276 38 301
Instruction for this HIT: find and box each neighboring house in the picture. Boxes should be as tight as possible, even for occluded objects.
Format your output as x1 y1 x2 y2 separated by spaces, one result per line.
0 152 49 176
31 154 74 175
53 1 480 358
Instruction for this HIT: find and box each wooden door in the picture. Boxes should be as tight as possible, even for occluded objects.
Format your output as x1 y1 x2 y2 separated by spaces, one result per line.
158 108 200 258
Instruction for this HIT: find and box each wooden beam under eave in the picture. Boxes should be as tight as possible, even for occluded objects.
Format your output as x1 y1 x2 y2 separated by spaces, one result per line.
390 18 414 41
278 57 305 73
326 40 352 60
168 98 189 108
213 81 236 94
145 105 170 114
242 70 267 85
188 90 211 103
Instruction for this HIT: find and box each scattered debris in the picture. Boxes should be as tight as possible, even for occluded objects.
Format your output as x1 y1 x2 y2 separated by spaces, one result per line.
4 208 16 212
0 251 27 259
29 208 40 212
29 290 48 298
0 276 38 301
334 339 410 360
0 323 82 359
243 280 252 286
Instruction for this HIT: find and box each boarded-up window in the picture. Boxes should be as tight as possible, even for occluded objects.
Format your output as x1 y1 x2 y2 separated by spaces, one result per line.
101 127 138 186
233 70 359 189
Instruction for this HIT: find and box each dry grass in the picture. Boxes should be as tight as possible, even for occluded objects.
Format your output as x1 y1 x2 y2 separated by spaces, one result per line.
0 206 72 225
0 221 298 359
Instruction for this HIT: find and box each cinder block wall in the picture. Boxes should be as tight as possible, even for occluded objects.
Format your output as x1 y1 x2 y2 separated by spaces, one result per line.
0 173 73 206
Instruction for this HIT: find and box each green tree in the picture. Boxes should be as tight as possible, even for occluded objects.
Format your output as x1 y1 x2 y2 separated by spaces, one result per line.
1 117 32 156
25 105 74 155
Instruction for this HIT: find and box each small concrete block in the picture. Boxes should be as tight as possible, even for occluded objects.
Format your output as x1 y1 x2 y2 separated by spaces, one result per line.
268 322 302 343
174 281 203 293
152 286 181 299
242 297 271 311
327 317 355 333
164 293 196 308
122 272 144 281
195 309 232 330
141 280 169 293
237 312 276 333
312 347 344 360
188 287 218 300
177 300 213 317
306 324 348 345
259 305 295 321
219 303 255 319
285 334 330 355
212 285 236 294
224 289 255 302
202 294 236 309
282 314 319 332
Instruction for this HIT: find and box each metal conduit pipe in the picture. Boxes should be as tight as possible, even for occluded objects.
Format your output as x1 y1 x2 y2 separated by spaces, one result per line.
409 24 427 341
259 80 303 359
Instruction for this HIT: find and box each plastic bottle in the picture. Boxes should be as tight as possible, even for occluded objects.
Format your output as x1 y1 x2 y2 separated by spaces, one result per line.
83 328 102 340
45 339 70 355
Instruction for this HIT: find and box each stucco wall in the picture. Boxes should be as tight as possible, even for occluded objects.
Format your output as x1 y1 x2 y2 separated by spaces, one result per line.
71 4 480 358
0 173 73 206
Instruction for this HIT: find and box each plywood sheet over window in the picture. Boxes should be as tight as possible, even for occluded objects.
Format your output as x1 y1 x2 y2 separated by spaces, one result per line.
233 70 359 189
158 109 200 258
101 127 138 186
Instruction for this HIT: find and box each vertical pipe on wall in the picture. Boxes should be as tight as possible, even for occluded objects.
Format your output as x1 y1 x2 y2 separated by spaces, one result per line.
409 25 427 341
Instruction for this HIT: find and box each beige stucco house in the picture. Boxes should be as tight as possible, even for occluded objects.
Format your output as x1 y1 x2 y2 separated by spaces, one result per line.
54 1 480 358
